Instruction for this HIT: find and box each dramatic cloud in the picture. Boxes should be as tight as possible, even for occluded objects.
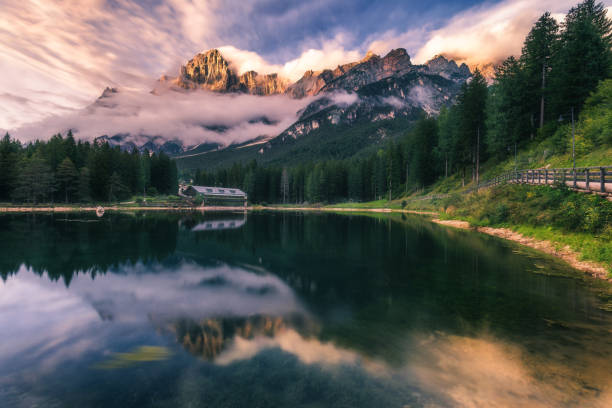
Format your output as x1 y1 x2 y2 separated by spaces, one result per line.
220 41 362 82
0 0 479 132
277 37 362 81
11 86 315 146
413 1 612 67
0 0 204 129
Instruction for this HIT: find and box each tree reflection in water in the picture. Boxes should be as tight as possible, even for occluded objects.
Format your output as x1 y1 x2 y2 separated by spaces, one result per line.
1 211 611 408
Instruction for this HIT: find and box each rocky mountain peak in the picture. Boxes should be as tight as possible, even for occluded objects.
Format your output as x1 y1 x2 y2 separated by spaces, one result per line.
160 47 469 101
171 48 287 95
317 48 414 93
384 48 409 59
423 54 471 81
179 49 234 91
361 50 379 63
99 86 118 99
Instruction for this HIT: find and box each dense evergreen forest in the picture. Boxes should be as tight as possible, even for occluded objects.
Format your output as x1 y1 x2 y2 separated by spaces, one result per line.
191 0 612 204
0 131 178 204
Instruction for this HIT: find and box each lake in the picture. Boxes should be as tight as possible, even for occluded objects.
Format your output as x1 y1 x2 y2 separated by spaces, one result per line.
0 211 611 407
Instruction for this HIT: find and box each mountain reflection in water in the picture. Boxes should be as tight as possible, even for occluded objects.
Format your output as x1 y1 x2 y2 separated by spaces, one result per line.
0 212 611 408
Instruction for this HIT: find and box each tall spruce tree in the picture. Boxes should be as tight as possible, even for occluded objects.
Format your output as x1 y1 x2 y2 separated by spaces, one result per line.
407 118 438 189
56 157 79 203
487 57 529 158
12 155 55 204
78 167 92 203
551 0 612 118
521 12 559 130
457 69 488 184
0 133 19 200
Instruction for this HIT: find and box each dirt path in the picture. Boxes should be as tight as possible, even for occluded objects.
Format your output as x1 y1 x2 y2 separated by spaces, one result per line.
432 219 611 281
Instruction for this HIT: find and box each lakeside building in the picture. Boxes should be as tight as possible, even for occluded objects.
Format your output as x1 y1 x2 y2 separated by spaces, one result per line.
181 185 247 207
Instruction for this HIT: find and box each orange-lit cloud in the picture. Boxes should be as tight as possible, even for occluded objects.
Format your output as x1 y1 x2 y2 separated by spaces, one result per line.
413 1 612 68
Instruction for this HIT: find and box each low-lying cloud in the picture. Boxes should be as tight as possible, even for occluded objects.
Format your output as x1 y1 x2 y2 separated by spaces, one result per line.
12 87 315 147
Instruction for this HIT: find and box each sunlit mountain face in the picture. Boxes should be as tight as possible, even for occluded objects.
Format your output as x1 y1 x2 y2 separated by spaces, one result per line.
1 212 612 407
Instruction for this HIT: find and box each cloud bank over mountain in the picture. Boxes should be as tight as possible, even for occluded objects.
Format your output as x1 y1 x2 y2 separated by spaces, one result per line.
12 87 317 146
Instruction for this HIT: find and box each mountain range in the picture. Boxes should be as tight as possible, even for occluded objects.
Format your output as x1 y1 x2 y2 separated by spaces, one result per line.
93 48 472 169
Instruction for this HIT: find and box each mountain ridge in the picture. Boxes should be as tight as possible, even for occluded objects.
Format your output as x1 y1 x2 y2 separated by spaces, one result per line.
96 48 472 160
159 47 471 98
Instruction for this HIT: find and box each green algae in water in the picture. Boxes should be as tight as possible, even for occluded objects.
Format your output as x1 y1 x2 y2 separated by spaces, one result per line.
94 346 172 370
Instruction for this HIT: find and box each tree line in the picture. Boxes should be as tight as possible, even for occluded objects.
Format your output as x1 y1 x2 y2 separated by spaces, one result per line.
191 1 611 204
0 131 178 204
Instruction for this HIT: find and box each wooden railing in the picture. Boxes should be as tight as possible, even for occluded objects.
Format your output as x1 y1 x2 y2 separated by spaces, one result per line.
409 165 612 202
482 166 612 195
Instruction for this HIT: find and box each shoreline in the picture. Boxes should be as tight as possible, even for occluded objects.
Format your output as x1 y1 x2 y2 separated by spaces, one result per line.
432 219 611 282
0 205 437 215
1 204 607 281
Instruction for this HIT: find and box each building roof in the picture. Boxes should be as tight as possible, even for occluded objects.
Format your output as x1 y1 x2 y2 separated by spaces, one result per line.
191 218 246 231
189 185 247 198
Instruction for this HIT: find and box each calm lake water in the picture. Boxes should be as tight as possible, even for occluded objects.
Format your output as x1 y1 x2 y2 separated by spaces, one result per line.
0 212 611 408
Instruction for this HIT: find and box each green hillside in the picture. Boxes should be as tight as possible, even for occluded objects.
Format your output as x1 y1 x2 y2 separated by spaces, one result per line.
176 115 417 171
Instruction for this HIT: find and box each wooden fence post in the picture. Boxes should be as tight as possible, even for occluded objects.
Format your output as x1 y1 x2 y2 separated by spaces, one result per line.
586 168 590 191
573 168 577 188
539 170 542 184
601 167 606 193
545 170 548 185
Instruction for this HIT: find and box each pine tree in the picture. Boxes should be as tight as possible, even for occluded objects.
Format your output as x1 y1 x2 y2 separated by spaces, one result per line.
407 118 438 189
56 157 79 203
0 133 19 200
78 167 92 203
551 0 612 117
280 168 289 204
456 69 488 185
12 155 55 204
487 57 528 157
521 12 559 129
108 171 129 202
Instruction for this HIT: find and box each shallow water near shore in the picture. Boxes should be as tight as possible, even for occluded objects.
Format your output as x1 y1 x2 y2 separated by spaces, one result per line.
0 212 611 407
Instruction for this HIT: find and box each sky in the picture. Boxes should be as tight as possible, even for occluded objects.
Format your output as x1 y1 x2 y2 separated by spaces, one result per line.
1 0 611 142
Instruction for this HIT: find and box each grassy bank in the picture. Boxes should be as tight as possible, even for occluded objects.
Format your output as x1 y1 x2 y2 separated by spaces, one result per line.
418 184 612 276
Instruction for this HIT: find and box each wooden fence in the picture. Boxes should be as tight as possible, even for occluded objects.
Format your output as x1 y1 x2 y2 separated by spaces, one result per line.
479 166 612 195
410 165 612 202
